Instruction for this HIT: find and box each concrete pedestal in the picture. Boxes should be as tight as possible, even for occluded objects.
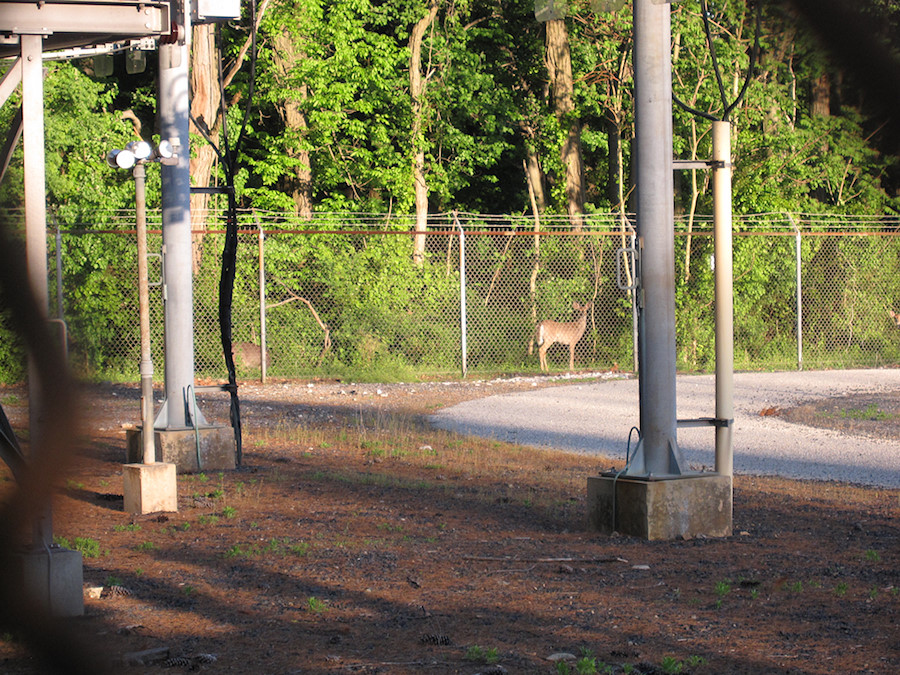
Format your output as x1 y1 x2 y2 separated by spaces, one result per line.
13 546 84 617
123 462 178 515
126 425 235 473
587 473 732 540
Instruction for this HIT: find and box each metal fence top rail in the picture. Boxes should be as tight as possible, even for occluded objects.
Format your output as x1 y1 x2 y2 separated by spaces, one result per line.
4 207 899 234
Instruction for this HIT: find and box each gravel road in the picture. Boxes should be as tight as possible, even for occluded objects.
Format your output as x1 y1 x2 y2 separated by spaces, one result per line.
429 369 900 488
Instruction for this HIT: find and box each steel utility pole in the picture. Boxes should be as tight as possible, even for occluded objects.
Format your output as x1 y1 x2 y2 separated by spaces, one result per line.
627 0 685 476
154 1 205 430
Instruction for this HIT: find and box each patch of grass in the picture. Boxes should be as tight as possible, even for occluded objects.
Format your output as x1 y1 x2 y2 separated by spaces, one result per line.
135 541 157 552
113 523 141 532
838 404 891 421
864 549 881 563
54 536 104 558
463 645 499 664
660 656 683 674
686 655 707 669
834 582 848 597
306 596 327 613
714 579 731 608
224 538 309 559
222 506 237 519
65 479 85 490
198 514 219 525
105 575 123 586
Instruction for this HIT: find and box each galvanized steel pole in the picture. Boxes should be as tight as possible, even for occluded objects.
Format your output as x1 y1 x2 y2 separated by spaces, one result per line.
712 121 734 477
155 3 202 429
134 163 156 463
629 0 683 476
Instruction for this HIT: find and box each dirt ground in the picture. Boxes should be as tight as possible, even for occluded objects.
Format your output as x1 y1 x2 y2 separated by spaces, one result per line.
0 375 898 674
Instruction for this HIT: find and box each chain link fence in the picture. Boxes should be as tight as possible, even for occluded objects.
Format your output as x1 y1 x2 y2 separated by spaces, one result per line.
1 211 898 383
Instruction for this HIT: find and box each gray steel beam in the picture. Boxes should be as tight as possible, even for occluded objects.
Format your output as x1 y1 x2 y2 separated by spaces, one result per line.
22 33 53 546
627 0 685 476
0 2 169 35
153 2 204 430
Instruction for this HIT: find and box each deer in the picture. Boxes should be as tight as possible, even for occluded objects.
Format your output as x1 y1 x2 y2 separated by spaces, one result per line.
529 301 593 372
890 309 900 327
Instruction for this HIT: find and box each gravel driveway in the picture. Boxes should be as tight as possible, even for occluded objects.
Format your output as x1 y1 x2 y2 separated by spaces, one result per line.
429 369 900 488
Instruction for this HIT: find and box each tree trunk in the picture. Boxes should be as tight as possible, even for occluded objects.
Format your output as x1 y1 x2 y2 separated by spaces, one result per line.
410 1 439 264
273 29 313 220
189 22 222 272
545 18 584 230
523 139 547 212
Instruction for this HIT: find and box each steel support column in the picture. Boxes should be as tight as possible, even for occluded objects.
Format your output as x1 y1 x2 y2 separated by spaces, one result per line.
154 4 205 430
627 0 685 476
712 121 734 476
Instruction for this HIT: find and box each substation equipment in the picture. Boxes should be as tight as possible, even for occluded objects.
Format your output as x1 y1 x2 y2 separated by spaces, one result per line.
0 0 240 617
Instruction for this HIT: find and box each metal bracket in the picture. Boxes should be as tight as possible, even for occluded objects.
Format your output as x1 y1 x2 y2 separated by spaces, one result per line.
616 247 638 291
677 417 734 429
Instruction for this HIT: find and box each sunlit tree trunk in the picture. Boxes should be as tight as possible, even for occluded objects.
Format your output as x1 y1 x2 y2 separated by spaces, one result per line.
410 1 439 264
189 22 221 272
545 18 584 230
273 29 313 219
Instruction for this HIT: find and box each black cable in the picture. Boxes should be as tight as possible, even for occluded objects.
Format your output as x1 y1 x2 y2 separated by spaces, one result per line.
701 0 729 115
674 1 762 124
724 3 761 120
214 1 259 467
673 93 718 121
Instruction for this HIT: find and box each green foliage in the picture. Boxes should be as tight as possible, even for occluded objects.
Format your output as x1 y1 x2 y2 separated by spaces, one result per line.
53 535 103 558
463 645 499 664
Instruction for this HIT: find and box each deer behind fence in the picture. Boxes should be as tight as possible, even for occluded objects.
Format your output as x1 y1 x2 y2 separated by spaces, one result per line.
529 301 592 372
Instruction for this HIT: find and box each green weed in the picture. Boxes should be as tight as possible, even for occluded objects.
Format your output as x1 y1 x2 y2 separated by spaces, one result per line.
306 596 327 613
660 656 683 674
135 541 157 552
222 506 237 519
463 645 499 664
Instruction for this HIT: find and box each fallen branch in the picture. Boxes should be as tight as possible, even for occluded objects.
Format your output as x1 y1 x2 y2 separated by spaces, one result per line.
267 278 331 366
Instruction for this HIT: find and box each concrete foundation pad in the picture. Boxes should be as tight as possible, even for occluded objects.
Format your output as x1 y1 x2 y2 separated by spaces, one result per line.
13 546 84 617
123 462 178 514
126 425 235 473
587 473 732 540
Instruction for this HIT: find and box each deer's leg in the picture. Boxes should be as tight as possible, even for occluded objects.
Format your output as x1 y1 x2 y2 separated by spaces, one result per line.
569 344 575 371
539 343 550 372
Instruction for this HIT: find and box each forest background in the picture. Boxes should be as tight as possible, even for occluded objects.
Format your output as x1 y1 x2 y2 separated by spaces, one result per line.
1 0 900 383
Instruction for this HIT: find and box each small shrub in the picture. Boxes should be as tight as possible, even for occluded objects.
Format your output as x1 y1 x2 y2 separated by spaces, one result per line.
73 537 102 558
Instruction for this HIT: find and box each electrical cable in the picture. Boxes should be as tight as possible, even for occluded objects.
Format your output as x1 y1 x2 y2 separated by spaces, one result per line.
673 1 761 123
611 426 641 533
0 402 26 480
190 4 260 467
